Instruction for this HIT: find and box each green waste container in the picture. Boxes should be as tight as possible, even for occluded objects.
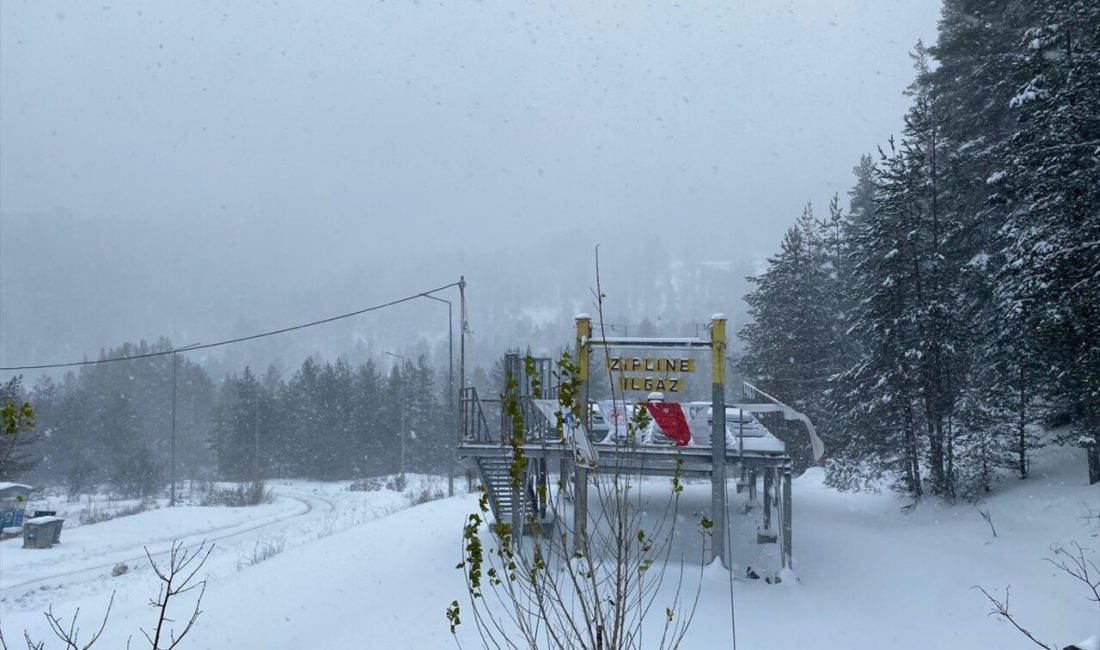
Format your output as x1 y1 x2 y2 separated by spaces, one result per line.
22 516 63 549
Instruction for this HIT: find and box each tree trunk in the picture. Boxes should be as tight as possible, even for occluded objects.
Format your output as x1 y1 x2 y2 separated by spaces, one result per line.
1084 437 1099 485
1018 365 1028 479
904 400 922 497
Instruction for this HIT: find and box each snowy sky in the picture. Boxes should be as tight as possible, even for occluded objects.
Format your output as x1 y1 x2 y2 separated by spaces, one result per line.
0 0 940 369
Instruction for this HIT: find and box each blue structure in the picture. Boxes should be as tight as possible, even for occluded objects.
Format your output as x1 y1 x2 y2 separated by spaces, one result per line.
0 482 33 532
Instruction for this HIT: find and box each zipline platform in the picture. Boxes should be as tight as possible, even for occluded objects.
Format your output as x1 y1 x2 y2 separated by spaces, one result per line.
456 315 823 573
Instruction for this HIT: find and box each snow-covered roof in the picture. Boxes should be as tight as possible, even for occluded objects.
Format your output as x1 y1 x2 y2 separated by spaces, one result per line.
0 482 33 493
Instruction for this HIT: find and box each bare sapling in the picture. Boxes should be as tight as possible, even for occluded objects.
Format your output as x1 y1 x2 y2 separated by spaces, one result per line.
449 249 708 649
7 540 213 650
974 541 1099 650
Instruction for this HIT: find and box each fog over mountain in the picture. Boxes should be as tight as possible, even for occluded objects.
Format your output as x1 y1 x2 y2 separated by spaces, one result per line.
1 0 938 378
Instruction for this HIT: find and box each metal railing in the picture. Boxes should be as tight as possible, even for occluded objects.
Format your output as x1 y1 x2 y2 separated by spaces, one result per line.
461 386 495 443
462 384 564 447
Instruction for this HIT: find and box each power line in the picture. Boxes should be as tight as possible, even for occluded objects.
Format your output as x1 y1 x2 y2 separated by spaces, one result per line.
0 281 462 371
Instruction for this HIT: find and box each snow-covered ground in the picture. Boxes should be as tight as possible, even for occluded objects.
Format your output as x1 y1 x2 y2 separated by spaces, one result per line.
2 452 1097 649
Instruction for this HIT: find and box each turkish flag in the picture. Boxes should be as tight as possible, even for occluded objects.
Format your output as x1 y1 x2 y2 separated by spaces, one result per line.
644 401 692 446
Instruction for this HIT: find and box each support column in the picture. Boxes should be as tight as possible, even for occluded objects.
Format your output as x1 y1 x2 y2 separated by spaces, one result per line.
762 468 773 532
573 314 592 557
781 461 793 570
710 314 728 567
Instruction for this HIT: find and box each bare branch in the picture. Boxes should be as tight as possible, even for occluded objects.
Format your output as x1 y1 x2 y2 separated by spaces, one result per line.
23 631 44 650
977 508 997 537
1044 542 1099 603
972 585 1056 650
140 539 213 650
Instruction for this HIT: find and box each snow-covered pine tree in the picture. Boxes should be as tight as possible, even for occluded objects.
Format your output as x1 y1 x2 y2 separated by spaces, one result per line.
406 355 442 473
313 358 355 479
211 366 271 480
834 42 968 497
896 41 974 497
739 203 838 467
931 0 1044 483
832 138 925 496
350 359 384 476
815 194 860 446
995 0 1100 483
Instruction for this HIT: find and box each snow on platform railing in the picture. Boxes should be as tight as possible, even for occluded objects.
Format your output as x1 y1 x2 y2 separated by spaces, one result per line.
587 336 711 348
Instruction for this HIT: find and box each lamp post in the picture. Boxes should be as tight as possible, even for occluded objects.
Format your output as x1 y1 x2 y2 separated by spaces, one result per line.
420 293 455 497
384 351 409 477
171 342 202 507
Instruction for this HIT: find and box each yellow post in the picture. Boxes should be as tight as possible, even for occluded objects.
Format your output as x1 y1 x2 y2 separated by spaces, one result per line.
710 313 728 567
575 315 591 412
573 313 592 556
711 317 726 386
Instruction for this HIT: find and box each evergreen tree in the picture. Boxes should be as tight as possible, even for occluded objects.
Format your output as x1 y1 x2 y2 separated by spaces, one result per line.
350 359 384 476
739 203 838 467
93 390 159 496
407 355 443 472
212 367 273 480
931 0 1045 483
315 358 356 479
834 139 926 496
284 358 325 477
995 0 1100 481
382 361 412 475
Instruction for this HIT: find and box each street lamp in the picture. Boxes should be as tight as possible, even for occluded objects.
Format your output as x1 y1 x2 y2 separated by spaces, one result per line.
420 293 455 497
171 342 202 507
384 351 409 477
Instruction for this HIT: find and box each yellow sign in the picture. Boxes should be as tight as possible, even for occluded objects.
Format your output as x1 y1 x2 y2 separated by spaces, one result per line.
606 357 696 393
617 376 684 392
606 357 696 373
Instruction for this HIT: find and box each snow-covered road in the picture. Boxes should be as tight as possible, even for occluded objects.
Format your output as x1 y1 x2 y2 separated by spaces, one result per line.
0 477 439 623
2 457 1096 649
1 491 330 595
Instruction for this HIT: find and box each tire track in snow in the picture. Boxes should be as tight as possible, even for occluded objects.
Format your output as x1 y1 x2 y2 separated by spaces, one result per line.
1 491 333 596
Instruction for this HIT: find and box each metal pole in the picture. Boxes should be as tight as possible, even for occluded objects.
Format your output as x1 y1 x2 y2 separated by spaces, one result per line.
447 300 454 496
459 276 466 417
421 294 456 497
782 461 793 569
459 278 467 486
170 342 201 506
400 399 406 477
254 401 260 480
171 352 177 506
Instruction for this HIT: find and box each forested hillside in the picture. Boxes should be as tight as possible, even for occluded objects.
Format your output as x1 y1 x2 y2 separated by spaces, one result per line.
739 0 1100 497
0 346 449 492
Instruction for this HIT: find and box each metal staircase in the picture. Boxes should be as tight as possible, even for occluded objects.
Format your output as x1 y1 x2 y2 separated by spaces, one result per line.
475 455 556 536
475 456 519 525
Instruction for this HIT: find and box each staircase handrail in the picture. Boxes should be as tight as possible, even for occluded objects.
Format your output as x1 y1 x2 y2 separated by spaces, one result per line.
461 386 495 444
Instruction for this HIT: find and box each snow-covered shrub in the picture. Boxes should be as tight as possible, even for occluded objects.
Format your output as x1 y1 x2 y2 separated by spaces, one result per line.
347 477 384 492
242 535 286 567
824 456 886 493
78 497 154 525
201 479 271 507
385 474 407 492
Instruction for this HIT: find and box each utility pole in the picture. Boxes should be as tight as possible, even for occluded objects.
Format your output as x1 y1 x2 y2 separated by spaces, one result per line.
170 342 201 506
254 398 261 481
421 293 455 496
459 276 467 434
